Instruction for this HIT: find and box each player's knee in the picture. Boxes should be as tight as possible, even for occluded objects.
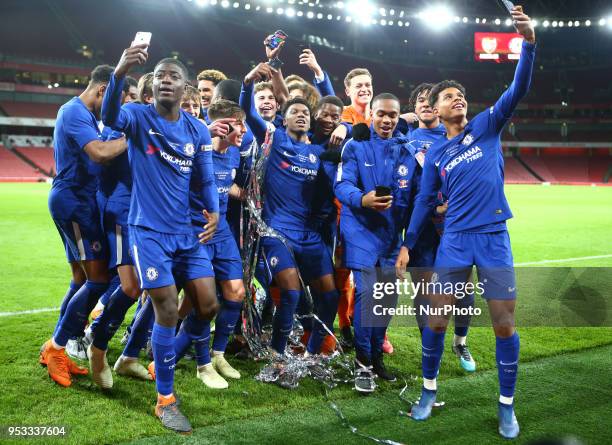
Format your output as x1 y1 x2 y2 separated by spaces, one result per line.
493 325 515 338
197 300 220 321
122 283 141 299
228 285 245 302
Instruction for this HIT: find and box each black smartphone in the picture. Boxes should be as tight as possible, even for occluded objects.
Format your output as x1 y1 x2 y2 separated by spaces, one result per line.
375 185 392 197
497 0 515 16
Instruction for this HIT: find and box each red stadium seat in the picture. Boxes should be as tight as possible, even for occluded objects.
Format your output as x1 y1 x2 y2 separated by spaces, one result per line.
0 101 60 119
13 146 55 176
0 146 48 181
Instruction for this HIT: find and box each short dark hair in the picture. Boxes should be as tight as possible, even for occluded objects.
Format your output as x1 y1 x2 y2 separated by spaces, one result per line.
316 95 344 113
89 64 114 86
154 57 188 78
429 80 466 108
214 79 242 103
409 83 435 112
372 93 399 108
208 99 245 122
282 97 311 117
124 76 138 93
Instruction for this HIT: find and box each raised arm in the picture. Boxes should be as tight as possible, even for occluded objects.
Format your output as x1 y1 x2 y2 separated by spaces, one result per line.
239 69 270 146
299 48 335 97
102 43 148 132
491 6 536 131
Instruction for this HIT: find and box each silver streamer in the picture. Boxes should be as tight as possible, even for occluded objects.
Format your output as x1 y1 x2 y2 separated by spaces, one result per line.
237 126 414 444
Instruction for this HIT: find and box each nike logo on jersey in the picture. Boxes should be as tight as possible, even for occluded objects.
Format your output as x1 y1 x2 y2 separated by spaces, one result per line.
148 128 163 137
364 162 374 167
435 161 441 167
282 151 297 157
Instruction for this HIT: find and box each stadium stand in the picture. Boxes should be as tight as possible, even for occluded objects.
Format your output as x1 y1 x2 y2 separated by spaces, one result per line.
0 101 60 119
503 156 540 184
0 145 47 181
13 146 54 176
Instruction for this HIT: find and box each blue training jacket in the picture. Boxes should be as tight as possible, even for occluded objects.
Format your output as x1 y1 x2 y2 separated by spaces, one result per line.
334 126 417 268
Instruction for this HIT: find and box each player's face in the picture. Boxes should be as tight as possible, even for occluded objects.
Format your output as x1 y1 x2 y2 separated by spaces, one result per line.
255 88 278 121
314 103 342 136
227 118 247 147
284 103 311 134
289 88 305 100
415 90 436 125
181 98 200 118
372 99 400 139
345 74 373 107
198 79 215 109
434 87 468 122
153 63 186 108
124 86 139 104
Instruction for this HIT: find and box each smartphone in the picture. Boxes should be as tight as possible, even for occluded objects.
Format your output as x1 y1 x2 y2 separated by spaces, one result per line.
266 30 288 50
497 0 515 15
375 185 392 197
132 32 152 52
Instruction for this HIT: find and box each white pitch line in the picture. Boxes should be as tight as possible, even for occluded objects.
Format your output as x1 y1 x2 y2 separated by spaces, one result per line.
0 307 59 317
515 254 612 266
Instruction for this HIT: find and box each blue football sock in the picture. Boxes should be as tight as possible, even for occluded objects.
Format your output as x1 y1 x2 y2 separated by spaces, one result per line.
122 297 154 358
152 323 176 396
271 289 300 353
454 291 474 337
174 318 193 363
307 289 339 354
92 287 136 351
212 299 243 353
413 293 429 335
53 281 82 338
296 290 313 333
99 274 120 306
422 326 446 380
192 319 211 367
496 332 520 399
54 281 108 347
126 296 144 334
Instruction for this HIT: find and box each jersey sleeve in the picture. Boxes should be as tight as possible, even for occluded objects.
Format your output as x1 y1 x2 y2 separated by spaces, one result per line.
490 41 536 133
333 140 364 209
194 127 219 213
313 71 335 97
239 82 268 146
63 105 102 150
101 74 135 136
403 151 442 249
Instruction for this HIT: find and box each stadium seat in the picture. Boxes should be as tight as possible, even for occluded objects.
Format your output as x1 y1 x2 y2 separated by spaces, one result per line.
0 146 47 181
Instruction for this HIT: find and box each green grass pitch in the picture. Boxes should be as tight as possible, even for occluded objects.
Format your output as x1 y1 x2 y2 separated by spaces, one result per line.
0 183 611 444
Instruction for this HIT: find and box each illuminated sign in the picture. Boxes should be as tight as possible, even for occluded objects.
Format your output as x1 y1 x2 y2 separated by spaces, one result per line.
474 32 524 62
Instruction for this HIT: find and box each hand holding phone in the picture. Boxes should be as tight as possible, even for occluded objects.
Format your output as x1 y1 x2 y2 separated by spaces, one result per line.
132 32 152 53
116 33 150 78
266 30 288 50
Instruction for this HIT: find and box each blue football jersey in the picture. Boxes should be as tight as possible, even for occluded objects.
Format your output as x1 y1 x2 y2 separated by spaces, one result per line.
191 145 240 243
101 74 219 234
405 41 536 248
51 97 103 200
